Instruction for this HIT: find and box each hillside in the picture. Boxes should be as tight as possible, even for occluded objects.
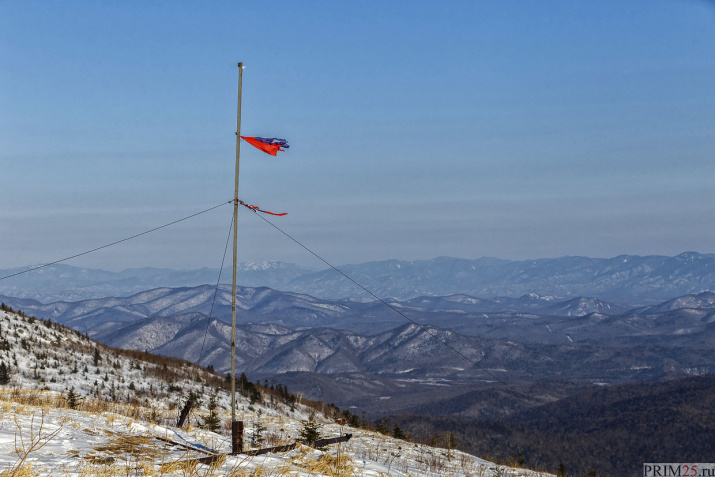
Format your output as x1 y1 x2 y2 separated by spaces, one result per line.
393 375 715 477
0 306 552 476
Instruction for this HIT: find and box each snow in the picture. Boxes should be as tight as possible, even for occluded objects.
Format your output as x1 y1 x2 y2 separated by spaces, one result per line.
0 310 553 476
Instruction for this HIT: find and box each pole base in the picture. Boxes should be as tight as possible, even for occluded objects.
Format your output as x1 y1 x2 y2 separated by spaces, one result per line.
231 420 244 454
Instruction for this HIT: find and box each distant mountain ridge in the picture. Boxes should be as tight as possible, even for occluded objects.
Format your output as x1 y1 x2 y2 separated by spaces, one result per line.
281 252 715 303
3 252 715 303
0 261 313 303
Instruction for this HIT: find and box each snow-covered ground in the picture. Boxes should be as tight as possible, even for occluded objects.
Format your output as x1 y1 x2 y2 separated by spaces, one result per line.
0 308 552 476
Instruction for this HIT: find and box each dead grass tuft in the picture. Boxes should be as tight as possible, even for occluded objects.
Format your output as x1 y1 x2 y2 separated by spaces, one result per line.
158 457 199 475
1 409 63 477
288 447 355 477
0 462 35 477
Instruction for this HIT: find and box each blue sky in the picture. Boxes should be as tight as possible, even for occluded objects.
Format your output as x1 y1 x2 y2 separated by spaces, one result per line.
1 1 714 271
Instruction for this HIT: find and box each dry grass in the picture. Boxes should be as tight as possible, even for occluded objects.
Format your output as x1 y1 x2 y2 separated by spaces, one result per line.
73 463 123 476
226 467 270 477
0 388 510 477
286 445 356 477
0 408 63 477
0 388 172 428
158 458 199 476
0 463 36 477
0 389 232 477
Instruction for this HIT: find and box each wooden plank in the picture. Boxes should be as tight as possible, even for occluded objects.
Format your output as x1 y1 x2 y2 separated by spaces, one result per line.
154 435 216 456
241 433 353 456
193 433 356 464
243 442 299 456
314 434 353 448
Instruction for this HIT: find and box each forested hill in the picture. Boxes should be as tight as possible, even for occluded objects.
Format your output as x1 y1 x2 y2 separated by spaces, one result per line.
394 374 715 476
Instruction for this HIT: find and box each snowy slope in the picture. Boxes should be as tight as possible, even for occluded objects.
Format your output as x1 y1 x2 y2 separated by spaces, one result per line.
0 308 552 476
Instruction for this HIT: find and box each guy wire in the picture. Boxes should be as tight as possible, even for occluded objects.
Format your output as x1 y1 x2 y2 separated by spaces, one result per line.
198 212 234 364
0 201 232 282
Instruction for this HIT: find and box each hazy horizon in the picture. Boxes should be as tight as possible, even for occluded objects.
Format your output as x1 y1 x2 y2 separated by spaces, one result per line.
4 250 715 276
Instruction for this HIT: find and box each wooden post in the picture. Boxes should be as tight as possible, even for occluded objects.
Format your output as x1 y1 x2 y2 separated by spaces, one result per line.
177 399 192 427
231 61 244 455
231 420 244 454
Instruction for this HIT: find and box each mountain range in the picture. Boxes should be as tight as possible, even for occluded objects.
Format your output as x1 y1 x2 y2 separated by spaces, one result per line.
3 252 713 476
3 252 715 303
3 285 714 347
2 284 714 417
3 300 710 476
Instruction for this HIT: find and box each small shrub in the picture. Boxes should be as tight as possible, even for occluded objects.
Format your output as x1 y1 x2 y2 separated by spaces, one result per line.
298 413 322 446
202 392 221 432
66 387 79 410
0 361 10 385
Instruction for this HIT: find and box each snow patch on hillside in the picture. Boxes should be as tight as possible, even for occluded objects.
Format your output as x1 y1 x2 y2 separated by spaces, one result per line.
0 309 552 476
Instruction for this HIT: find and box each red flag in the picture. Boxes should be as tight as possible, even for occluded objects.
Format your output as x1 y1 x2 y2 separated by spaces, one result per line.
240 136 289 156
238 200 287 216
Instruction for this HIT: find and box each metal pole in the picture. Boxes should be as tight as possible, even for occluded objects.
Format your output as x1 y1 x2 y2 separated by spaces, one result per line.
231 61 244 454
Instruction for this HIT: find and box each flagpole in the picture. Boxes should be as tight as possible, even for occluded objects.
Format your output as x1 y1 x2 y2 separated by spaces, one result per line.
231 61 244 454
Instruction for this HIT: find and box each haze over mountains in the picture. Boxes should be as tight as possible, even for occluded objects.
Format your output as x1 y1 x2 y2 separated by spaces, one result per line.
3 252 715 304
0 261 312 303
